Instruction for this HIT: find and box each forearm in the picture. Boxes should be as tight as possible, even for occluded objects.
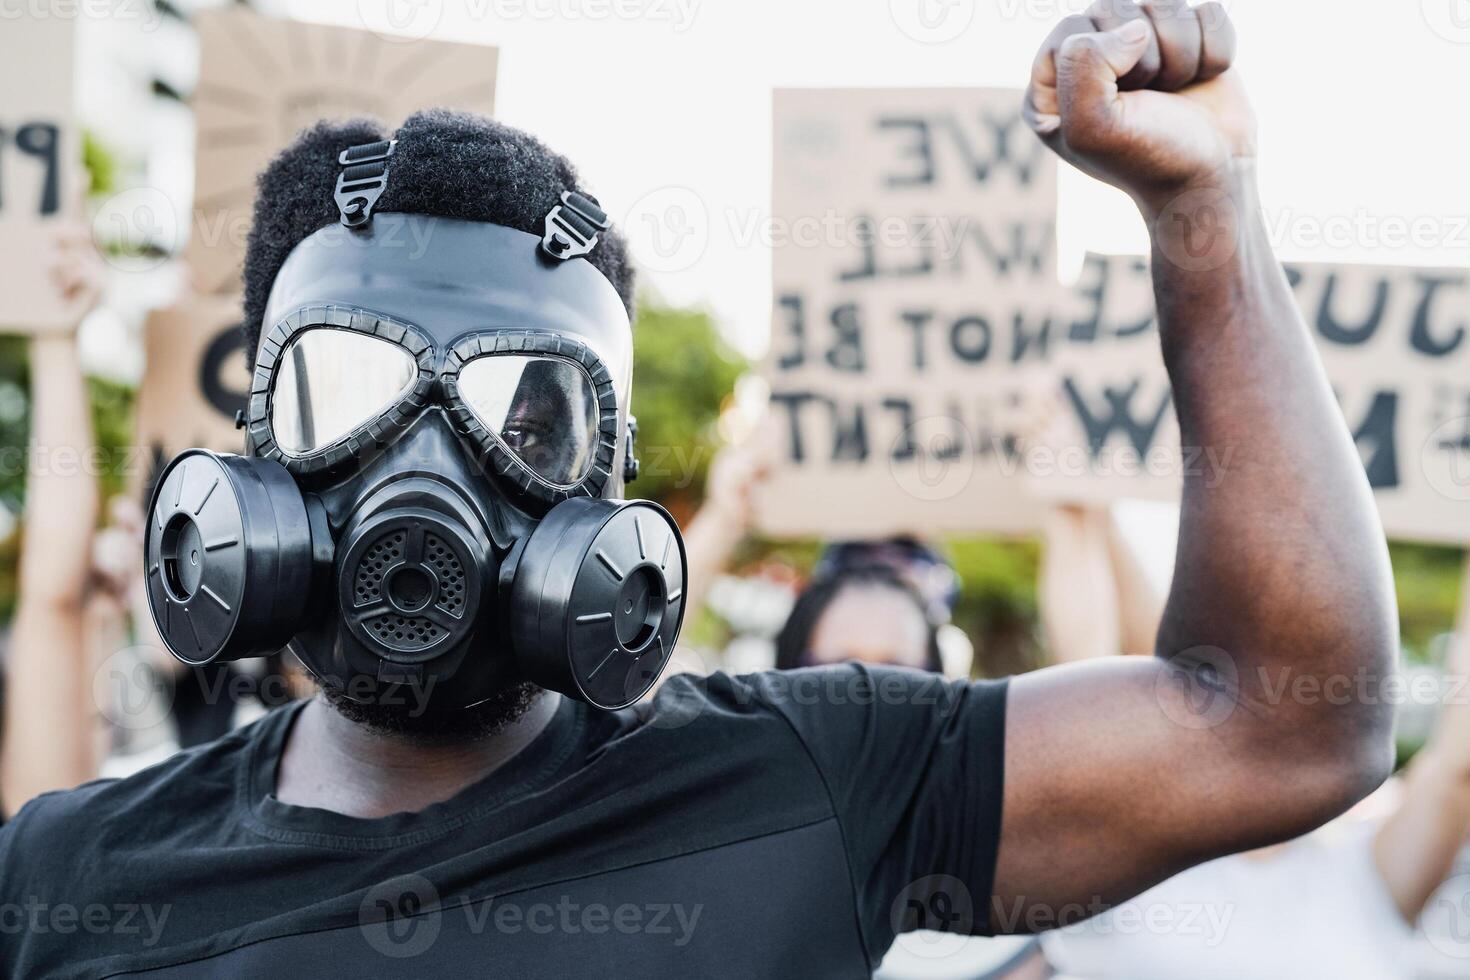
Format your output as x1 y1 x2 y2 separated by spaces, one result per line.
2 603 98 814
679 503 746 631
19 333 99 603
1104 510 1165 655
1149 166 1397 772
3 333 103 814
1039 507 1119 663
1373 752 1470 923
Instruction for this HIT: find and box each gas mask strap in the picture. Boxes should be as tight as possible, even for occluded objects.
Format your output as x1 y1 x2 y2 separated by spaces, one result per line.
623 415 640 484
334 140 396 230
541 190 610 261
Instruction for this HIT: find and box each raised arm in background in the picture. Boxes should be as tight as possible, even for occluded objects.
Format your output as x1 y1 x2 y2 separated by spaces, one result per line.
994 0 1397 927
1106 508 1169 655
1039 505 1169 662
1039 506 1120 663
0 225 106 816
678 432 773 627
1373 634 1470 923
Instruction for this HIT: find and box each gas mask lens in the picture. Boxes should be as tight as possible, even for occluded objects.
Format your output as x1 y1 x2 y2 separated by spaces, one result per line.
458 355 600 486
271 328 417 456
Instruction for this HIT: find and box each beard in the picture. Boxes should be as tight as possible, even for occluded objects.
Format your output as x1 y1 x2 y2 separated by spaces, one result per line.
319 678 543 743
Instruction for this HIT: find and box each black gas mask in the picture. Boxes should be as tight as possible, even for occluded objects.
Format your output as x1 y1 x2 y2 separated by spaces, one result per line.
143 149 686 712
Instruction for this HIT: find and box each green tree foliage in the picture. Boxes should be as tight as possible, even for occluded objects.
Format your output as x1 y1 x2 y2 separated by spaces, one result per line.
1391 541 1463 662
627 302 746 521
943 536 1043 677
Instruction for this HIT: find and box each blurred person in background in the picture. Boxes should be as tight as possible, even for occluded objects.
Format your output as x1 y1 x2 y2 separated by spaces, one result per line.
0 223 110 819
774 553 947 674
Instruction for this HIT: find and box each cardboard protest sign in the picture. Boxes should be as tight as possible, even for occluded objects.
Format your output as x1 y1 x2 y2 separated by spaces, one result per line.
186 7 498 294
132 293 252 498
1039 254 1470 546
762 86 1470 546
0 18 81 332
756 88 1058 538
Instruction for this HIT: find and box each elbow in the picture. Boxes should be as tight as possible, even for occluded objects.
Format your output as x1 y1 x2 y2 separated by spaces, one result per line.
1323 723 1396 811
1276 702 1397 836
1246 657 1399 838
1297 620 1401 818
1325 635 1401 806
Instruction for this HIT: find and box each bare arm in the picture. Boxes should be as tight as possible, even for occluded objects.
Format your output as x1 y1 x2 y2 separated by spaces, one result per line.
1039 506 1120 664
993 0 1396 927
1104 508 1167 655
1 228 105 815
679 434 771 627
1372 636 1470 922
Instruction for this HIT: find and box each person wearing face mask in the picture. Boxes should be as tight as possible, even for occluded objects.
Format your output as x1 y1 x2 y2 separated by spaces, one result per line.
0 8 1408 971
774 563 946 675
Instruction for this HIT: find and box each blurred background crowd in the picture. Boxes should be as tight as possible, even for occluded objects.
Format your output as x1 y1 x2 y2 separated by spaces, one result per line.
3 0 1470 977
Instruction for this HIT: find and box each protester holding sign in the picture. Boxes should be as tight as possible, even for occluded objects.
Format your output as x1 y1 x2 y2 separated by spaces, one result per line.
0 224 109 818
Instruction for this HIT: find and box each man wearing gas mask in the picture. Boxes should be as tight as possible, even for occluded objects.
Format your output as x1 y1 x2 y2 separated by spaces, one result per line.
0 5 1401 976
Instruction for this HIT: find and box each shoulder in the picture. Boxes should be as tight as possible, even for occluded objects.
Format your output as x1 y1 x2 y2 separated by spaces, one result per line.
628 664 987 755
630 665 880 733
0 706 280 899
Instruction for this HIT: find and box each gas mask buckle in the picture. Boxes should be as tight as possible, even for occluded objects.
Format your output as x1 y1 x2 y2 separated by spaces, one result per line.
334 140 396 230
541 190 609 261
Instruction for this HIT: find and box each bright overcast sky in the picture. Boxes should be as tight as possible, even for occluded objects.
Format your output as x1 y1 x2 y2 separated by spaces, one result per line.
254 0 1470 357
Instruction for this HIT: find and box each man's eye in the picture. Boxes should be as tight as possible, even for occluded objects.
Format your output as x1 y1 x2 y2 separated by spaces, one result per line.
502 426 540 452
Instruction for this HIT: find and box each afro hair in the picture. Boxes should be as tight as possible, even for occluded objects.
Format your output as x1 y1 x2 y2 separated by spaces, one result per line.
241 109 634 366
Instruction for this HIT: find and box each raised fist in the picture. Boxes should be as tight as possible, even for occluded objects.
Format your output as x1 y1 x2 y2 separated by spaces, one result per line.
1024 0 1255 212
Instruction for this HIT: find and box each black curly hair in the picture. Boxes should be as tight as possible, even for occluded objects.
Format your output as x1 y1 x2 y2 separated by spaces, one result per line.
773 565 943 673
241 108 635 366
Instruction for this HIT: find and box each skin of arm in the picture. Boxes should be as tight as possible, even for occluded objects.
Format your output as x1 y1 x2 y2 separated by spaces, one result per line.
678 434 773 626
1039 506 1121 664
1 228 105 815
1104 508 1168 655
992 0 1397 927
1372 635 1470 922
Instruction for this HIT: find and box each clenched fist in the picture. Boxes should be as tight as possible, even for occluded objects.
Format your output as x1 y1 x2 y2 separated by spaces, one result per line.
1024 0 1255 214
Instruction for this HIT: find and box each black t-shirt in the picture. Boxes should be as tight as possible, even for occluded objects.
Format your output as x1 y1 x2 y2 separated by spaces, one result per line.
0 666 1008 979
